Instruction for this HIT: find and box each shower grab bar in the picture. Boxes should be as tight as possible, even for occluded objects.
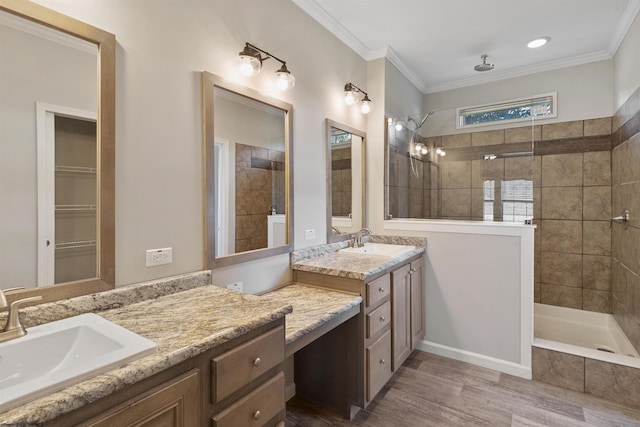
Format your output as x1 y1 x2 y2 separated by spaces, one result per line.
609 208 630 230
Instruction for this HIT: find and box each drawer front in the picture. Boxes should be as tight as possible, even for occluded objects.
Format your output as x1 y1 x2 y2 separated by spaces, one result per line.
212 372 285 427
366 300 391 338
212 326 284 403
366 274 390 307
366 330 392 402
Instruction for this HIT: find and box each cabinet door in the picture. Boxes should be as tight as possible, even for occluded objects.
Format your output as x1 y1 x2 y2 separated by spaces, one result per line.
410 258 425 349
87 369 200 427
391 264 411 371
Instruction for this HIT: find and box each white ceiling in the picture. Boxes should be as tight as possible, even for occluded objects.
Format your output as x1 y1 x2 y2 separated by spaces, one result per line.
291 0 640 94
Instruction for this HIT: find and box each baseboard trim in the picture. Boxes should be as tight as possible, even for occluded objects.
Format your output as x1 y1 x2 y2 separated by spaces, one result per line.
418 340 532 379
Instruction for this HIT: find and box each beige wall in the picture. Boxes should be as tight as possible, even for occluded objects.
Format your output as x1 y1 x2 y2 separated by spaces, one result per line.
32 0 367 293
613 7 640 111
423 60 614 136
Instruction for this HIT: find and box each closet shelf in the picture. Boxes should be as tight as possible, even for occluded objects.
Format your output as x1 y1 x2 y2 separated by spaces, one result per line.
56 240 97 250
55 165 97 174
55 204 97 212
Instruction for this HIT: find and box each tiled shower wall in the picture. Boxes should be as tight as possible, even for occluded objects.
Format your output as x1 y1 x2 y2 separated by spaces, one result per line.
387 118 613 313
331 147 352 216
235 143 285 252
612 86 640 352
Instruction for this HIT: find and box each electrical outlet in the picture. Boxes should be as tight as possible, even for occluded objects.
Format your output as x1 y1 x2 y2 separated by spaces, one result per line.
305 229 315 240
226 281 243 292
146 247 172 267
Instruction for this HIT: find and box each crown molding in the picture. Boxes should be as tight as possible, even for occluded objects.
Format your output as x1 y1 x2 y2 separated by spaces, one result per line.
0 9 96 56
607 0 640 55
292 0 637 95
370 46 429 94
290 0 370 59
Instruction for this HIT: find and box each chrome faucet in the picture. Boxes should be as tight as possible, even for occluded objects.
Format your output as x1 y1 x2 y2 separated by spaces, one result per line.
353 227 372 248
0 288 42 344
331 226 341 236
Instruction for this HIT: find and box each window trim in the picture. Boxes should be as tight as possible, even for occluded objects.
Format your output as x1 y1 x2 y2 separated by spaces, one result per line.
456 92 557 129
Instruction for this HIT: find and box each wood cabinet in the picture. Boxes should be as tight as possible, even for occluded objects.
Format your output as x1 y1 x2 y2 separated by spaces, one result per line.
86 370 200 427
47 319 286 427
391 257 425 371
391 264 412 370
293 254 424 416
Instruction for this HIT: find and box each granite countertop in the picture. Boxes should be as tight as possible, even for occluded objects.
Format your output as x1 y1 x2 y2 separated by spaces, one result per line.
291 235 427 281
260 283 362 345
1 284 292 425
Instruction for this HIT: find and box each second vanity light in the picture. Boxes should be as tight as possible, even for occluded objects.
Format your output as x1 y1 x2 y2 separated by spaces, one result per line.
236 42 295 90
344 82 372 114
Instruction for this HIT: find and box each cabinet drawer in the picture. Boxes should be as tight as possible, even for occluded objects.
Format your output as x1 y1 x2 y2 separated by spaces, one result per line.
212 326 284 403
366 330 392 402
366 274 390 307
366 300 391 338
212 372 285 427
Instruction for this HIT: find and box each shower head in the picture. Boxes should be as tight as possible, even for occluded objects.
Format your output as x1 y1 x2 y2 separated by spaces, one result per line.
417 111 436 129
474 55 495 72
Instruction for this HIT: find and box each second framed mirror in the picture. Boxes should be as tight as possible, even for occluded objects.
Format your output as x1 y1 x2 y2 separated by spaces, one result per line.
325 119 366 242
202 72 293 268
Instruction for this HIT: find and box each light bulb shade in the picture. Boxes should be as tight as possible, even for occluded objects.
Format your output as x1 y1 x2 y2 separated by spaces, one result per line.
421 147 428 155
344 90 357 106
360 95 372 114
275 65 295 90
395 121 404 131
237 47 262 77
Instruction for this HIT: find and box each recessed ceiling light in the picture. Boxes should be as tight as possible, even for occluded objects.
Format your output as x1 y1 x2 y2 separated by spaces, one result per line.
527 37 551 49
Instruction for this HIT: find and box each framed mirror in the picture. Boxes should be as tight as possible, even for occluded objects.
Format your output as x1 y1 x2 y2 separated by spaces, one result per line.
325 119 366 242
202 72 293 268
0 0 115 305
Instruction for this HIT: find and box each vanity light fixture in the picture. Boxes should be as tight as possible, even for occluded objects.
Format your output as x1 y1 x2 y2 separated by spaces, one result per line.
414 142 428 155
344 82 372 114
236 42 295 90
527 37 551 48
436 147 446 157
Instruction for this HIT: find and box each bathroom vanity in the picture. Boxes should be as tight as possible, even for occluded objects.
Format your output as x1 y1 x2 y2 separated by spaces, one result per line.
0 277 292 427
289 236 427 417
1 237 425 425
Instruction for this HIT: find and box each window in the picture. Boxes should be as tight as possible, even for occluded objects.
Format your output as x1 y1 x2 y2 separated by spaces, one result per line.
483 179 534 222
502 180 534 222
457 92 557 129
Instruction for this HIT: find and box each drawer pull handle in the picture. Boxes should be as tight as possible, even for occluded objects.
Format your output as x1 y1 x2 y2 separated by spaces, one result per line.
380 316 385 322
253 357 261 367
253 410 261 420
380 359 386 365
378 287 385 293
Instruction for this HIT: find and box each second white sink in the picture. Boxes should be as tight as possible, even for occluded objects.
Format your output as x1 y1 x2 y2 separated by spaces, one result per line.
0 313 157 412
339 243 416 258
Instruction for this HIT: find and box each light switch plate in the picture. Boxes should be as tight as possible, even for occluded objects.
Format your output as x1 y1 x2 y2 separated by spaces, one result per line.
305 229 315 240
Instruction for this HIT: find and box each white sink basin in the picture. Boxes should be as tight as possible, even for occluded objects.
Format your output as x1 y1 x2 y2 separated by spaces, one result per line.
0 313 157 411
339 243 416 258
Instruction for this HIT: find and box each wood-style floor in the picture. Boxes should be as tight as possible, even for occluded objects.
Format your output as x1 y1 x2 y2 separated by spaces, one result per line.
286 351 640 426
